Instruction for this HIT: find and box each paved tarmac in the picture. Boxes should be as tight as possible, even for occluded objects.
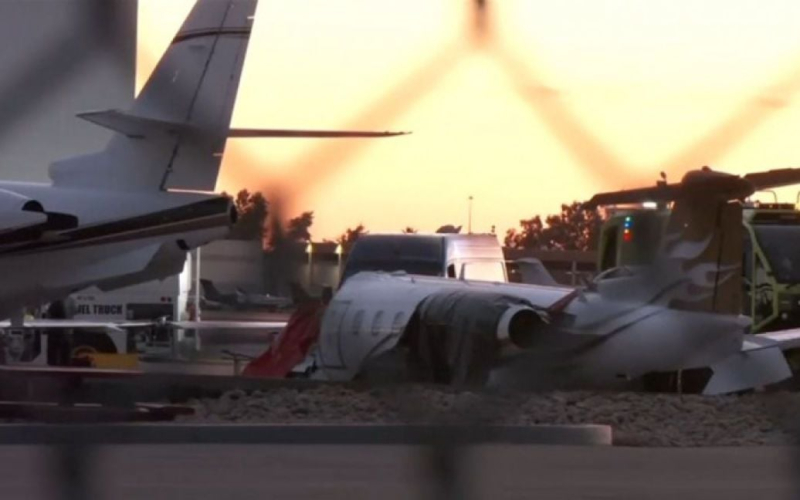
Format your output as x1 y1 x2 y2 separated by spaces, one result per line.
0 444 797 500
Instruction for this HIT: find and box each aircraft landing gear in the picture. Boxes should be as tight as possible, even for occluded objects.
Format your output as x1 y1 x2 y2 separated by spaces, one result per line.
640 368 712 394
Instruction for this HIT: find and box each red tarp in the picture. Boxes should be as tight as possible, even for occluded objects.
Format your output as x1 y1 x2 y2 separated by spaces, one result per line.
242 301 325 377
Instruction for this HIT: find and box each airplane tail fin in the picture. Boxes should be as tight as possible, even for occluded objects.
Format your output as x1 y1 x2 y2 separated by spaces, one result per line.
586 167 800 315
50 0 258 192
199 278 224 302
515 258 559 287
49 0 408 193
288 281 313 305
660 195 742 314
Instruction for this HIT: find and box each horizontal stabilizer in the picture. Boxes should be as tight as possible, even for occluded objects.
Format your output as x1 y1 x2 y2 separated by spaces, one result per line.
77 110 191 139
229 128 409 138
80 110 409 140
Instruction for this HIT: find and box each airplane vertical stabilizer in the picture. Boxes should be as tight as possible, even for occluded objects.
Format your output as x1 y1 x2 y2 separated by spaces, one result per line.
585 168 800 316
656 195 742 315
660 195 742 315
49 0 257 192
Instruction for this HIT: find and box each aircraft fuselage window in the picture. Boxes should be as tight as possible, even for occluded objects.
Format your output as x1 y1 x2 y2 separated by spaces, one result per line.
371 311 385 337
351 310 364 336
391 311 406 335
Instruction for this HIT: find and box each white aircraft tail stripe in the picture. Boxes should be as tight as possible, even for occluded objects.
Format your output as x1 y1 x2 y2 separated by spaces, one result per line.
49 0 257 192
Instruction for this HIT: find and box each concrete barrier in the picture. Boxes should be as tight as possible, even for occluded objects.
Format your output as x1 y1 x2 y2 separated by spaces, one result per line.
0 423 612 446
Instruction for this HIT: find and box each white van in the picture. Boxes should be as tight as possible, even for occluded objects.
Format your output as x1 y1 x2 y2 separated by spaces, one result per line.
340 233 507 285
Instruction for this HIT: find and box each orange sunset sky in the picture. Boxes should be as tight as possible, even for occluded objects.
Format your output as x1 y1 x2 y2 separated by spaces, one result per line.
139 0 800 240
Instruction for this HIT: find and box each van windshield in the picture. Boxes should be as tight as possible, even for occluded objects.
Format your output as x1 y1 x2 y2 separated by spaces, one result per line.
342 259 444 281
341 236 445 282
754 224 800 283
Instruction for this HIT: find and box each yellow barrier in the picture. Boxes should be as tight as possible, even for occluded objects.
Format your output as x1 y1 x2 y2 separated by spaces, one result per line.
86 353 139 370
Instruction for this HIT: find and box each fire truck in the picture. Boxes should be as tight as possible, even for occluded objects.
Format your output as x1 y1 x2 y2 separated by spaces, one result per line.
598 201 800 336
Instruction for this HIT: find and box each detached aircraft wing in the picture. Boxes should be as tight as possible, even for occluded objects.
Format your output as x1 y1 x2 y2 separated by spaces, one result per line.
0 319 286 332
0 319 152 330
741 329 800 353
703 328 800 395
169 320 286 331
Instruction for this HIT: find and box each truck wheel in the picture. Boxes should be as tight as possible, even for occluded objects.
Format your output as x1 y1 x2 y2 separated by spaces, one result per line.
69 331 118 367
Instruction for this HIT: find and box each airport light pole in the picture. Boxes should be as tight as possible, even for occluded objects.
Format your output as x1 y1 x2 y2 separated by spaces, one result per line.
468 195 473 234
335 243 343 286
194 247 201 321
306 241 314 290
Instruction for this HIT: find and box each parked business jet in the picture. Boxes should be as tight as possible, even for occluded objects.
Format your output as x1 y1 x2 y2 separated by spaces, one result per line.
200 279 293 312
0 0 403 325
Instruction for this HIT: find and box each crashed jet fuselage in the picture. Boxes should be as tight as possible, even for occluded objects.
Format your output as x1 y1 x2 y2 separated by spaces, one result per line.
256 168 800 394
310 270 747 389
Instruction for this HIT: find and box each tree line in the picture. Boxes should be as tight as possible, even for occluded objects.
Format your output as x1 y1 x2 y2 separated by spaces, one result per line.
225 190 603 252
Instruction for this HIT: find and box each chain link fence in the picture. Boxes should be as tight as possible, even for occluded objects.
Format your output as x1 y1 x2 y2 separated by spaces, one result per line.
0 1 799 499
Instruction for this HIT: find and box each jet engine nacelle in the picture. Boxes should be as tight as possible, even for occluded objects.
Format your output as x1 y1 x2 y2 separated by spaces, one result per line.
0 188 78 241
496 304 547 349
416 290 545 345
397 290 548 384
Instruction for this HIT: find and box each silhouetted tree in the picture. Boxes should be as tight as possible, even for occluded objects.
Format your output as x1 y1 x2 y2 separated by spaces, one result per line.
401 227 418 234
286 211 314 242
224 189 268 241
338 223 367 251
266 210 314 250
436 224 462 234
504 215 544 249
543 202 603 251
506 202 603 251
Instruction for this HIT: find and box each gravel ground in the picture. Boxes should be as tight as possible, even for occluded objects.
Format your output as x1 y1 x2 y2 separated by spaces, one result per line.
177 384 800 447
